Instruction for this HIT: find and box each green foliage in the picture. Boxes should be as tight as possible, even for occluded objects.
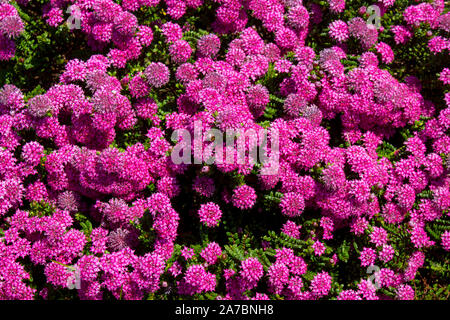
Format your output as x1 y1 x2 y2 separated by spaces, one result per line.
1 3 91 94
336 240 350 263
426 216 450 242
28 201 55 217
74 213 93 238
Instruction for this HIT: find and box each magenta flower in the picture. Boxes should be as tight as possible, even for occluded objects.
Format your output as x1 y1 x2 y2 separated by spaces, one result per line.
328 20 349 42
169 40 192 64
310 272 332 298
198 202 222 227
232 185 257 209
280 192 305 217
240 257 264 283
197 34 220 58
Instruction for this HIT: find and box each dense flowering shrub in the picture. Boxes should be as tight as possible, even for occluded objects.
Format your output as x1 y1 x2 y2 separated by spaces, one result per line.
0 0 449 300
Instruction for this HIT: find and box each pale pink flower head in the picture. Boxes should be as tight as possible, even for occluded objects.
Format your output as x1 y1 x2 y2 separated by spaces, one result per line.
144 62 170 87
